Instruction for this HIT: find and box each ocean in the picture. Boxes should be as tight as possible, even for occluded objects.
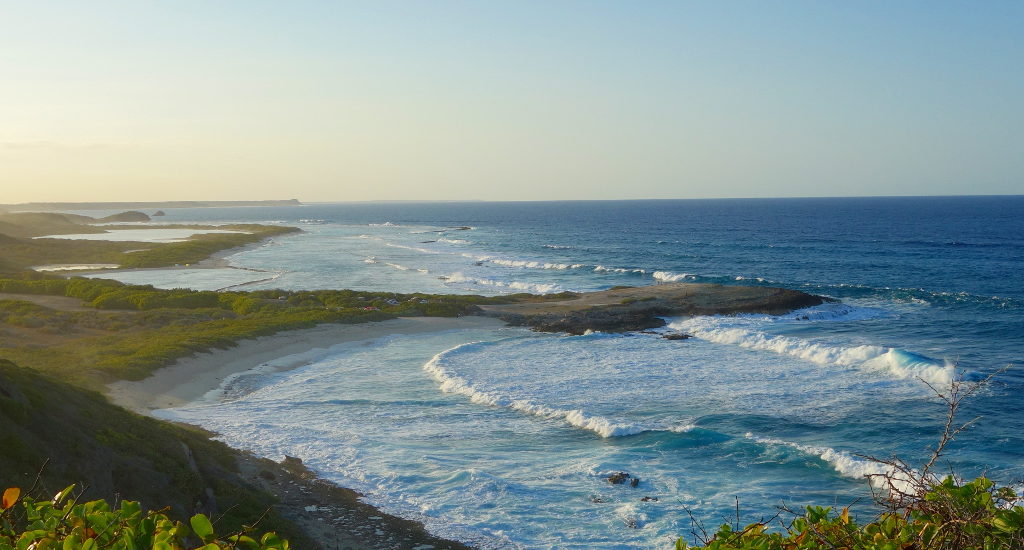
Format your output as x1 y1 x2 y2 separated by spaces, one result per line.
86 197 1023 548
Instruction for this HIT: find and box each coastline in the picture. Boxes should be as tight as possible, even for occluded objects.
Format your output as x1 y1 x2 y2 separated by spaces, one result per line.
106 315 505 414
105 315 504 550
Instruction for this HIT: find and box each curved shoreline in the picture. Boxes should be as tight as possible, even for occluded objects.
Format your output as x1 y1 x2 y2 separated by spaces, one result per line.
105 316 503 550
106 316 505 414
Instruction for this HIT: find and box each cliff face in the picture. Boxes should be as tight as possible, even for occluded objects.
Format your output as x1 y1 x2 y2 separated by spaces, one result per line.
478 283 829 334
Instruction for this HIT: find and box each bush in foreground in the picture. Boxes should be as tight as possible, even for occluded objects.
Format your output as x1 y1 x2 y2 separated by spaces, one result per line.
1 485 289 550
679 477 1023 549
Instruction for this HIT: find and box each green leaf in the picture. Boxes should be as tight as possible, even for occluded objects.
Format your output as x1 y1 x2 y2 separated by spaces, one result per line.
190 514 215 542
50 485 75 507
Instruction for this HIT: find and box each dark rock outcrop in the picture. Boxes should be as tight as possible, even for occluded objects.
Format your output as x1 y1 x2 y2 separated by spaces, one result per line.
481 283 830 335
608 472 631 485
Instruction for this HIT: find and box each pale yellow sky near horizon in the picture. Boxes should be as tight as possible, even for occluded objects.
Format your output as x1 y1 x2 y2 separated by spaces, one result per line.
2 2 1021 203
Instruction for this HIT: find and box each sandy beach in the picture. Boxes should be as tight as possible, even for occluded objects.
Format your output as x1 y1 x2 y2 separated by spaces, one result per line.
106 316 506 414
102 315 503 549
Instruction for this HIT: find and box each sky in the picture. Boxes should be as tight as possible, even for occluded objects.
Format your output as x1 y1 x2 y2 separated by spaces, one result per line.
1 1 1022 203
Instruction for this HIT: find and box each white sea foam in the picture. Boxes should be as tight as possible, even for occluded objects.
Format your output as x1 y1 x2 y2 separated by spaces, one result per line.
424 344 649 437
542 244 573 249
746 434 916 492
369 222 398 227
438 237 471 245
594 265 647 274
487 258 586 270
442 272 562 294
652 271 696 282
671 315 954 385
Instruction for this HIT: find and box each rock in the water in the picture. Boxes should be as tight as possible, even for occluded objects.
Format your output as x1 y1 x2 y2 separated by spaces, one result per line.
662 332 692 340
640 496 659 502
630 477 640 487
608 472 631 485
152 210 166 216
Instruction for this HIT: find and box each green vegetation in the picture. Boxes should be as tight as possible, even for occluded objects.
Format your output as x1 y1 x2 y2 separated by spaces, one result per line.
0 359 309 547
1 485 290 549
679 477 1024 549
0 209 302 272
0 274 539 386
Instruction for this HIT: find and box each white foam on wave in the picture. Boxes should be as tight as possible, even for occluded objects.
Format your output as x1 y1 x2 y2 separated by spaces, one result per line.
594 265 647 274
442 272 562 294
670 314 954 385
746 434 916 492
423 344 648 438
487 258 586 270
652 271 697 282
368 222 399 227
542 244 572 249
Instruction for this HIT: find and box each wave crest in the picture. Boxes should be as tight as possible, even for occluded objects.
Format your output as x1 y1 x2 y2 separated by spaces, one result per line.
423 344 649 438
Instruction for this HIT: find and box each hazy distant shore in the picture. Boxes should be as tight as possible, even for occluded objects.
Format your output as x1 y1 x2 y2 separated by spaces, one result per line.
1 199 302 212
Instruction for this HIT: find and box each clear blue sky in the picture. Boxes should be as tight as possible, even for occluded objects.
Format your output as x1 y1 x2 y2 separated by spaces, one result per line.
1 1 1021 201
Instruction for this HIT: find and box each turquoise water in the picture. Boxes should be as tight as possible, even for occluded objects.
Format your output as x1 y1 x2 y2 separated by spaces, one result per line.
85 197 1022 548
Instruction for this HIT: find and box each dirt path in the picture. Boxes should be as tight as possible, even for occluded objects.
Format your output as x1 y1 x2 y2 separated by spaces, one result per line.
0 292 98 312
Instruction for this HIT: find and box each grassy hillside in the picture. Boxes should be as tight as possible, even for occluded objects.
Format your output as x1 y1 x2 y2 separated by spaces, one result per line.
0 275 551 388
0 358 312 547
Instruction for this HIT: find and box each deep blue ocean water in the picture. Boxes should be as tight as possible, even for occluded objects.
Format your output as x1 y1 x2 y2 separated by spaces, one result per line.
87 196 1022 548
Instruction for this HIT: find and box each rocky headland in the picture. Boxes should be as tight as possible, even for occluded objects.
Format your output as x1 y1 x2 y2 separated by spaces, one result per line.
478 282 830 334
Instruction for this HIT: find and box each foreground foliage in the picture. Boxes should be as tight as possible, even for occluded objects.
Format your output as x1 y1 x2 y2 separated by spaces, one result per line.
0 359 311 546
681 371 1022 550
1 484 289 550
679 477 1023 549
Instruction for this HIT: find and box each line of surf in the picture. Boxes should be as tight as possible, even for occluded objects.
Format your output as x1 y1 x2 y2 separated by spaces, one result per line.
669 314 955 385
423 343 693 438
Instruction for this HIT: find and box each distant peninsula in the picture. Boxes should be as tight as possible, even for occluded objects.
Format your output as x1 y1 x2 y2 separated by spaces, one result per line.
1 199 302 212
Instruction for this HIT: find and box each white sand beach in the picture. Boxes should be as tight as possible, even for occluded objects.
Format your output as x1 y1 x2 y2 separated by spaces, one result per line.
106 316 505 414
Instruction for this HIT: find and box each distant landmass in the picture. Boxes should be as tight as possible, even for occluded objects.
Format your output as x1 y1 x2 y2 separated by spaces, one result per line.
2 199 302 212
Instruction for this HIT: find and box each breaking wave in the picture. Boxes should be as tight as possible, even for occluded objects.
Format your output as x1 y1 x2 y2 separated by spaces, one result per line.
746 434 915 492
652 271 697 282
442 272 562 294
670 315 955 385
423 344 692 438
